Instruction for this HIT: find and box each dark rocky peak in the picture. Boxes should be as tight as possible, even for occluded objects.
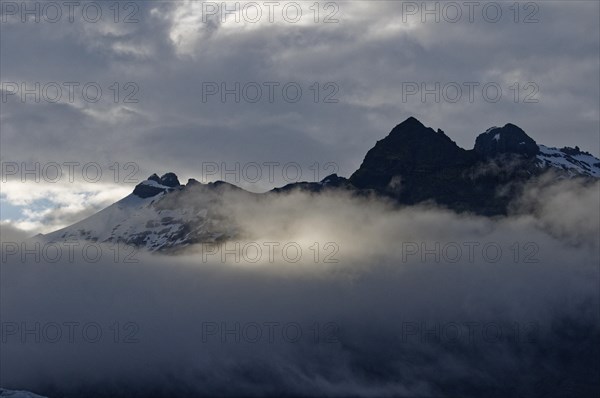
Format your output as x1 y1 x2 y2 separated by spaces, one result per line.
383 117 462 152
393 116 425 130
350 117 472 190
148 173 161 183
160 172 180 187
132 172 182 198
133 182 166 198
474 123 538 158
387 116 428 139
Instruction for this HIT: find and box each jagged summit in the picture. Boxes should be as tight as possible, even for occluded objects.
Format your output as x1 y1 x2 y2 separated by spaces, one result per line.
133 172 183 198
147 173 160 183
159 172 181 187
40 117 600 251
146 172 181 187
349 117 598 213
474 123 539 158
388 117 452 140
350 117 473 192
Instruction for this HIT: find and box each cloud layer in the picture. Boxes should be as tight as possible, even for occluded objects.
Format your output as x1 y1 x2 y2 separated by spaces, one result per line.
1 177 599 397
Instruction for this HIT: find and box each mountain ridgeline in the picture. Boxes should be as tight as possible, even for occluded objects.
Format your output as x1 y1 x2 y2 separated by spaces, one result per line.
42 117 600 251
350 118 558 214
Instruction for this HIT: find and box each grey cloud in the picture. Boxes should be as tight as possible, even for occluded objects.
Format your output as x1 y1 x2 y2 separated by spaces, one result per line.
1 177 598 397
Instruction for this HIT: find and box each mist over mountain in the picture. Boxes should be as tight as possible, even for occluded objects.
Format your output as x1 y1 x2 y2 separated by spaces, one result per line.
2 174 599 398
3 118 599 398
38 118 600 252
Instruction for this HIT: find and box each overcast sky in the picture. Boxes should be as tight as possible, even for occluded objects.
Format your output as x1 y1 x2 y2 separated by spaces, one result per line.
1 0 599 234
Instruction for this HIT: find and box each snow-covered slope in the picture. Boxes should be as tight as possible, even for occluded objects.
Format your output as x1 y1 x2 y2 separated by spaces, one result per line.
39 171 348 252
537 145 600 177
41 175 243 252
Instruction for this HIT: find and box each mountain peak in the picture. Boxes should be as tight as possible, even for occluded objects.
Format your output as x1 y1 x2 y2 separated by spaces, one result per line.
132 172 182 198
42 120 600 251
160 172 180 187
350 118 472 192
474 123 538 158
390 116 425 133
402 116 424 126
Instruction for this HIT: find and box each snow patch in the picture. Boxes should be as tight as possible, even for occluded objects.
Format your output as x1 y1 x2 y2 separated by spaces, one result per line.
41 185 234 251
536 144 600 178
138 179 170 189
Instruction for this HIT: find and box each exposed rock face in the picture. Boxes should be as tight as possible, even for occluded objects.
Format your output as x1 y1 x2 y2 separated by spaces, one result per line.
474 124 539 158
160 172 181 187
350 117 477 189
132 183 166 199
350 117 492 212
348 117 597 215
148 173 161 183
132 173 183 198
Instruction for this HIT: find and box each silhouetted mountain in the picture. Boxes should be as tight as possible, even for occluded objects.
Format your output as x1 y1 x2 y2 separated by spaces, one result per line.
349 117 483 212
40 117 600 250
132 173 182 198
474 123 539 158
348 118 598 214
